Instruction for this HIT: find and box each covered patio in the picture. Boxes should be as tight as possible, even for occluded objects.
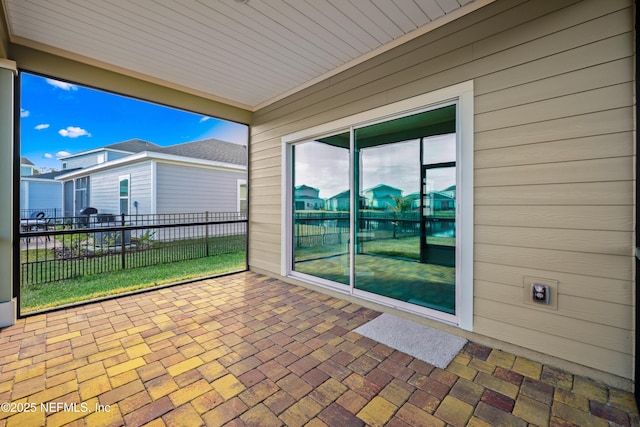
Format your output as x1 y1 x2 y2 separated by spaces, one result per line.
0 271 637 426
1 0 639 423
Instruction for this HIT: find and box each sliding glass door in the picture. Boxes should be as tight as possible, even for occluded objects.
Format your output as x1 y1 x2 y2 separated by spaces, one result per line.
288 102 461 319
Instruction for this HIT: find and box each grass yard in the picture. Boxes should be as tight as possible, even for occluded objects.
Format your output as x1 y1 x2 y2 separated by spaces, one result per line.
20 251 246 313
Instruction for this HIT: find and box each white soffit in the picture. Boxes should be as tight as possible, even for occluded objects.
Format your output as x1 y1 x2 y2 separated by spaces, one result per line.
3 0 490 110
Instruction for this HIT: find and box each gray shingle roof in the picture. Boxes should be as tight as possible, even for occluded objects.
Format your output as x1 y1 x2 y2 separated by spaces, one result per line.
104 139 163 153
29 168 83 180
20 157 34 165
156 138 247 166
72 138 246 167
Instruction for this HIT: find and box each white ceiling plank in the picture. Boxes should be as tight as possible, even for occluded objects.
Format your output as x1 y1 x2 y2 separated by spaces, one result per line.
165 0 324 77
207 0 336 71
328 0 387 45
370 0 418 33
302 0 380 52
436 0 464 14
245 0 345 67
113 0 306 81
284 0 364 58
94 0 312 99
134 0 313 86
351 0 404 40
277 0 363 60
392 0 432 27
417 0 446 20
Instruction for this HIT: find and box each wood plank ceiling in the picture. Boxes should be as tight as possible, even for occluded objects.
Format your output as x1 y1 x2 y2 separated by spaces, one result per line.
3 0 485 110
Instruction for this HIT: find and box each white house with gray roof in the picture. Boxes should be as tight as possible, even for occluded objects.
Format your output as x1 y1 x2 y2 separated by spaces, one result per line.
48 138 247 219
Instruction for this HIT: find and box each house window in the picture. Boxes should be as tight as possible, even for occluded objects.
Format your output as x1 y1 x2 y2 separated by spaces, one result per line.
119 175 130 215
283 81 474 329
238 179 247 214
74 176 90 214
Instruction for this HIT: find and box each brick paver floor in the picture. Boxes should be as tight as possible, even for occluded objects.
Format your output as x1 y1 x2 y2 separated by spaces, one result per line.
0 271 638 426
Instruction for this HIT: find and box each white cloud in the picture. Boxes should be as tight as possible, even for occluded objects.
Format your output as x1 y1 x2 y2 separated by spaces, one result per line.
59 126 91 138
56 151 71 158
20 109 29 118
43 153 53 159
46 79 78 91
35 124 50 130
199 116 210 123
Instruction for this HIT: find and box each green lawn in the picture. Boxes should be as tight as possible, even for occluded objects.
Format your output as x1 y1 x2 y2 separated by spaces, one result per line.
20 251 246 313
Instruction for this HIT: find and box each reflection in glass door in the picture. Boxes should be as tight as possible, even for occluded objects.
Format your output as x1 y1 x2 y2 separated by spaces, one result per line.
353 107 457 314
292 132 350 285
289 104 458 315
421 164 456 267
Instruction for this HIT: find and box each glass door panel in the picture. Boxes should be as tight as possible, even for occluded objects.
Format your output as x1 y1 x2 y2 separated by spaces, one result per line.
292 133 350 285
353 108 457 314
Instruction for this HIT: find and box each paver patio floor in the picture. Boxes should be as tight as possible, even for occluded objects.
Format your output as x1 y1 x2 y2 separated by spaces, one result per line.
0 271 638 426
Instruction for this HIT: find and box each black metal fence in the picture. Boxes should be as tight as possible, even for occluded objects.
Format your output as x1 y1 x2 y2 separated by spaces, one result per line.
20 212 247 285
20 208 60 220
293 211 422 249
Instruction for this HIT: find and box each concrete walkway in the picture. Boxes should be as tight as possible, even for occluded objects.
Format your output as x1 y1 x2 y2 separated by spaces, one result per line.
0 272 637 426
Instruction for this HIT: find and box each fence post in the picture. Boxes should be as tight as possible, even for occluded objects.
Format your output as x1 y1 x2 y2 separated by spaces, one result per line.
205 211 209 257
121 213 126 270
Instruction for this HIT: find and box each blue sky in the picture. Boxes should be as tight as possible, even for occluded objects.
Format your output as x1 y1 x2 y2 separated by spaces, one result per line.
20 72 248 172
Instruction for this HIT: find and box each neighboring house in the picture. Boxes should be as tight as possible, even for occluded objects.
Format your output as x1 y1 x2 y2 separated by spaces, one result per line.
363 184 402 210
19 169 67 217
294 185 324 210
20 156 35 176
56 138 247 218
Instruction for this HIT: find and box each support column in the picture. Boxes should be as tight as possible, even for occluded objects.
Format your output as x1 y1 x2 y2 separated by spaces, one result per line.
0 59 16 328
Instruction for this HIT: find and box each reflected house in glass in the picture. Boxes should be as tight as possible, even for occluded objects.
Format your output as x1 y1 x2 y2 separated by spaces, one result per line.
326 190 349 211
363 184 403 210
424 185 456 214
294 185 324 210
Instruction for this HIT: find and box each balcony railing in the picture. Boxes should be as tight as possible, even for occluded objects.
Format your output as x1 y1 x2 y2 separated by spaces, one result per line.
20 211 247 286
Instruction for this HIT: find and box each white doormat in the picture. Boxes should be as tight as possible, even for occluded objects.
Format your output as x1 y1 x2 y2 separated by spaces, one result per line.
354 313 467 369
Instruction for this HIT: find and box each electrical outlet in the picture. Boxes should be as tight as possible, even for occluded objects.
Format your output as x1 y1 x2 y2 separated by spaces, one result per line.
531 283 550 304
523 276 558 310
